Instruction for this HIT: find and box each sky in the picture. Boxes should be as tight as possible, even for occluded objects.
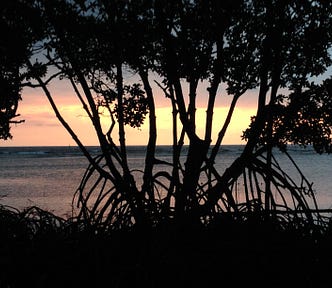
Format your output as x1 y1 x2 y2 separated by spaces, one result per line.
3 63 332 147
0 77 265 147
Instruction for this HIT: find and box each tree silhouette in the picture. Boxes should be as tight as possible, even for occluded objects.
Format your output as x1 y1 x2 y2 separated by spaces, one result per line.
1 0 332 230
0 0 42 139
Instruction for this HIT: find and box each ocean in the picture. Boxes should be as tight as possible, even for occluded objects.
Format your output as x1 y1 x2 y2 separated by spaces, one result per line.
0 145 331 218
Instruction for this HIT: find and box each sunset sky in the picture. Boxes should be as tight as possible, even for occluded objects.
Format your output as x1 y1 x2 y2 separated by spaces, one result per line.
2 64 331 148
1 78 258 147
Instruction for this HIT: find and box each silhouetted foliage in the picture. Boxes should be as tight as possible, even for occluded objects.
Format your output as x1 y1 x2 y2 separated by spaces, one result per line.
243 77 332 153
1 202 332 287
0 1 29 139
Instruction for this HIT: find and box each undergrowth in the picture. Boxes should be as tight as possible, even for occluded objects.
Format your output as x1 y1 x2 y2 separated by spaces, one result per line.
1 204 332 288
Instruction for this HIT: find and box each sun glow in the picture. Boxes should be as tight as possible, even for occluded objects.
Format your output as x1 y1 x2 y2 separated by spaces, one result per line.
2 85 257 147
117 106 255 145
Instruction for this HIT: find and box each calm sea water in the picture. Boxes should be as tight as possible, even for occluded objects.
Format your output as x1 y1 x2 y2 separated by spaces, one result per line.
0 145 331 218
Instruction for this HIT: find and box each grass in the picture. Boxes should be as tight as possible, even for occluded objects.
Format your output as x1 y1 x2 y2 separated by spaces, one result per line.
1 204 332 287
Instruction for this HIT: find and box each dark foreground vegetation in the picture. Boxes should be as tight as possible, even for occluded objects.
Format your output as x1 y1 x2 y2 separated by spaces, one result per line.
1 204 332 288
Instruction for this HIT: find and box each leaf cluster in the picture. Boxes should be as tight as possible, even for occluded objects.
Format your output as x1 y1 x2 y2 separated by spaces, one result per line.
243 78 332 153
115 84 149 129
0 0 44 139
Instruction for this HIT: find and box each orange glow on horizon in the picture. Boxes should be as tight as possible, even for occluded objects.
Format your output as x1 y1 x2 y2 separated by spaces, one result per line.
1 82 258 147
3 97 256 147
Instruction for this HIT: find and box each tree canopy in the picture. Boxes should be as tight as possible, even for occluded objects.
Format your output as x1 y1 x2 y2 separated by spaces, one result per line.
1 0 332 228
